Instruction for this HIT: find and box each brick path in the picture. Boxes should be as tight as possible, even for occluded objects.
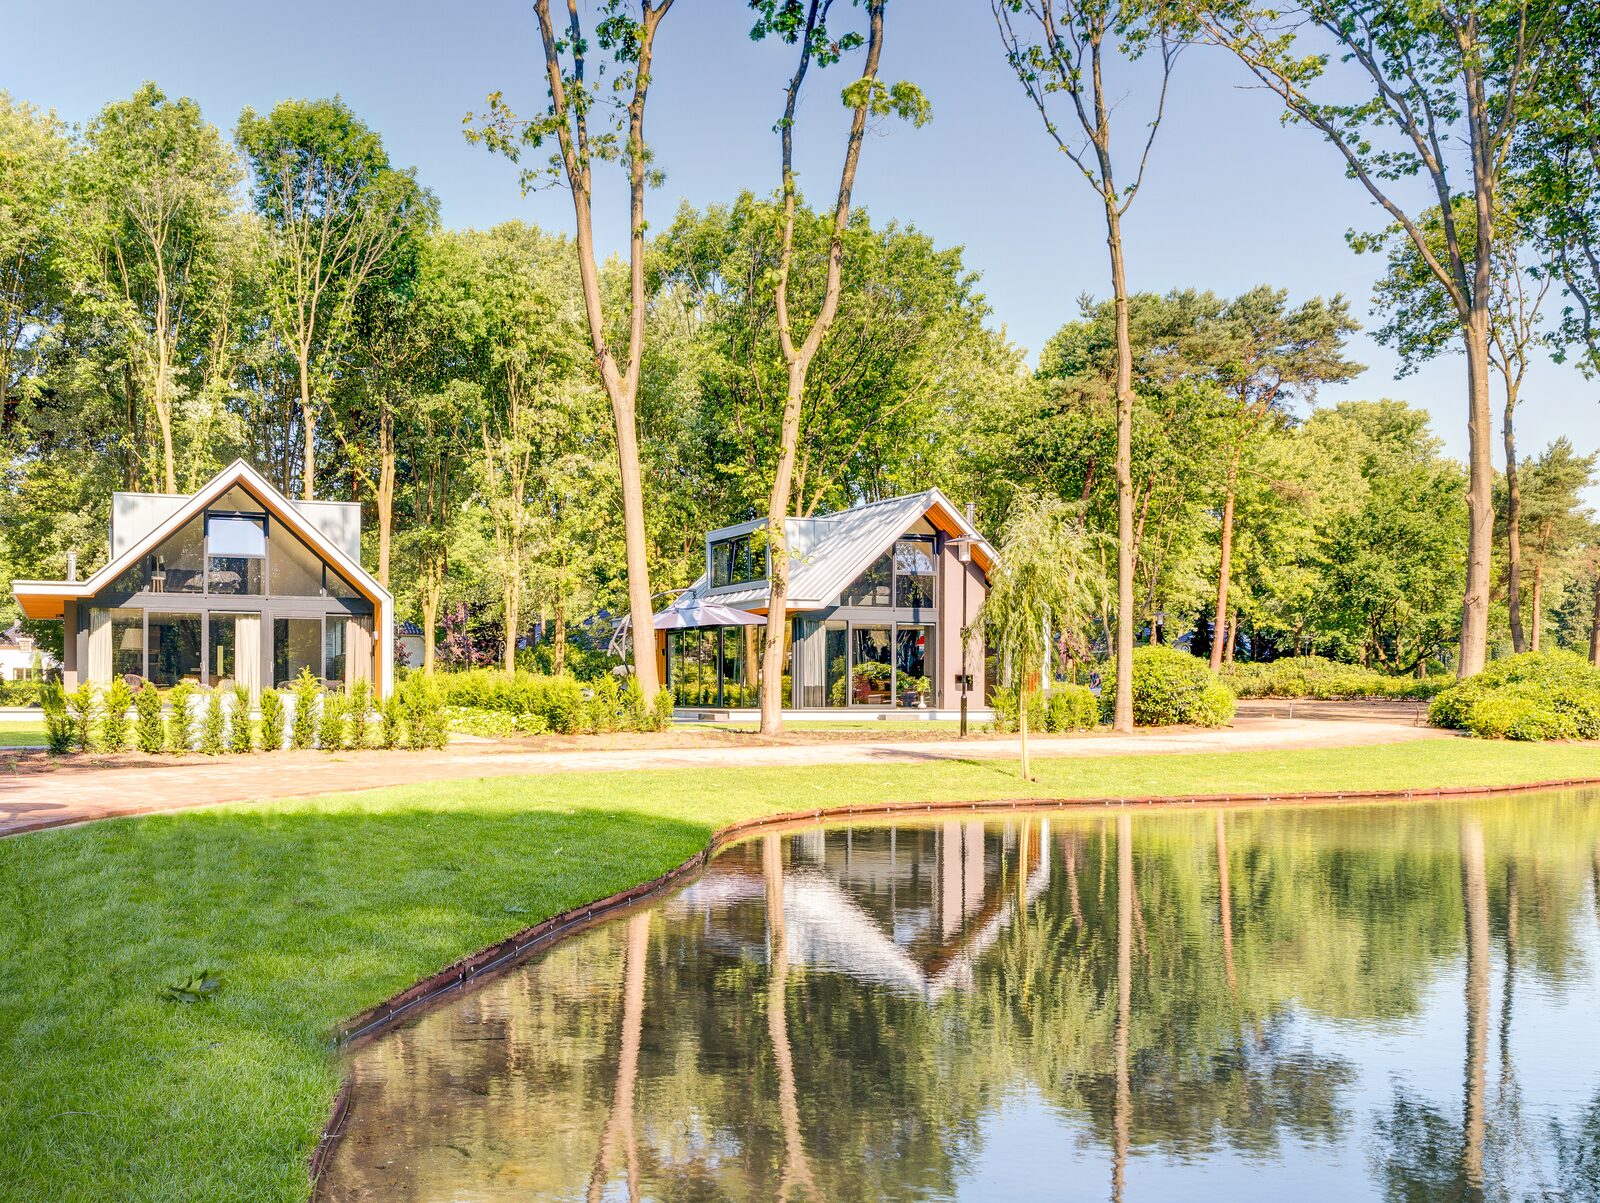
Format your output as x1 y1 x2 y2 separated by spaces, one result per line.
0 700 1446 838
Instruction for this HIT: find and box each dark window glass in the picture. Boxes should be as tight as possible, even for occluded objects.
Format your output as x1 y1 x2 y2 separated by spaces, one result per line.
270 527 329 597
841 552 892 607
894 539 936 608
111 609 143 678
150 518 204 594
325 620 347 684
147 613 202 686
273 617 322 686
850 625 893 705
896 624 933 708
710 534 762 588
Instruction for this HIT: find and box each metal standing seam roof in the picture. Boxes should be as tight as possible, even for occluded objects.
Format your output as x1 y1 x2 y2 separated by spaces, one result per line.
673 489 994 615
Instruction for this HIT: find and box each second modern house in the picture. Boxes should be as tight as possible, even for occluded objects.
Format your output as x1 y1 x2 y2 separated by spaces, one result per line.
11 460 394 698
656 489 995 717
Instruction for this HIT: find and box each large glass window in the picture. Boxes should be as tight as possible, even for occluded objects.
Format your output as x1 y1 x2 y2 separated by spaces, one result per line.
324 620 347 684
207 514 266 595
709 533 762 588
896 625 933 708
841 552 892 607
668 628 718 706
150 518 204 594
824 622 849 707
273 617 322 686
111 609 143 678
851 625 893 705
269 527 328 596
147 613 202 686
894 539 936 608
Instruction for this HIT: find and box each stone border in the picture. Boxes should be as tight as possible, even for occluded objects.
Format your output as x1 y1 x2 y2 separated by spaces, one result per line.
309 771 1600 1195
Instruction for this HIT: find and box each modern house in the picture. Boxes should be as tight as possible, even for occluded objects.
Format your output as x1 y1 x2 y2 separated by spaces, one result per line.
0 622 55 683
657 489 995 717
11 460 394 698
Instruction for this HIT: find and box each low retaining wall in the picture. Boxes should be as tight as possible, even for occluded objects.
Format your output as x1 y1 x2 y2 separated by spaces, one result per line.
310 771 1600 1193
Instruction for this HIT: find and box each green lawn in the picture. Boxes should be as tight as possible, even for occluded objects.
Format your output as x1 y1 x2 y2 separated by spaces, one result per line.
705 718 968 732
0 721 44 747
2 739 1598 1201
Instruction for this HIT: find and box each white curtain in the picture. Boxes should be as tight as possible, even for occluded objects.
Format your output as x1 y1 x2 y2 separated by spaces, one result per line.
87 608 112 686
235 614 261 698
347 615 373 688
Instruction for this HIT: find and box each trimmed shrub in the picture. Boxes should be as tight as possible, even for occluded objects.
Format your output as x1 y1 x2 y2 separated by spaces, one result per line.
198 690 226 755
317 692 347 751
1045 684 1100 732
434 668 593 734
988 684 1048 734
1222 656 1449 700
229 685 253 753
0 679 40 706
586 675 622 733
67 683 97 752
445 707 552 738
1431 651 1600 740
1099 646 1235 728
290 669 319 750
259 688 286 751
135 683 165 753
378 692 403 749
347 679 373 750
167 682 196 753
651 687 675 732
101 678 134 752
400 674 448 750
39 682 75 755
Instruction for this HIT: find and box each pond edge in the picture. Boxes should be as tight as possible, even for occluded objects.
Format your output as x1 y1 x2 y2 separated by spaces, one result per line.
308 771 1600 1192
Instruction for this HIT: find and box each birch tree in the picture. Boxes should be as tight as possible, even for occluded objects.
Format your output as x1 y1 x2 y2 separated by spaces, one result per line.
750 0 929 733
468 0 678 700
1193 0 1572 676
994 0 1181 732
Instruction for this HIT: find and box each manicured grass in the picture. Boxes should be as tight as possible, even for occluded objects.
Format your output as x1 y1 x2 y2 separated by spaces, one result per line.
2 738 1598 1201
705 718 969 732
0 721 44 747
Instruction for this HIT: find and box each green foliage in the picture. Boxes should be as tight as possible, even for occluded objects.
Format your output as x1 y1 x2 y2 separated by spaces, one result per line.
1099 646 1236 728
134 683 164 753
166 681 196 754
1222 657 1449 700
445 707 551 739
198 689 226 755
378 692 404 749
1046 685 1100 732
258 688 286 752
229 685 253 753
0 680 40 706
398 674 448 750
586 674 622 733
66 683 97 752
290 669 319 750
348 678 373 750
160 970 224 1005
1430 652 1600 740
652 687 676 732
38 681 75 755
317 691 348 752
435 669 589 734
100 678 133 752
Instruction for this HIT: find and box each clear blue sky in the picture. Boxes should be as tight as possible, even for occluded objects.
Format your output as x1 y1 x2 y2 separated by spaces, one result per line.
4 0 1596 480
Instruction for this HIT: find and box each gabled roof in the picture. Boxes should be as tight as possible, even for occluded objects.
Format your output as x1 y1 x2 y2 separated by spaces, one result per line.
11 459 392 620
675 487 995 614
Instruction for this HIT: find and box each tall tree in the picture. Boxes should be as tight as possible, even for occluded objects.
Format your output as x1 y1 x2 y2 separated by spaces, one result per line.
1195 0 1573 677
1367 199 1550 651
994 0 1181 731
750 0 928 734
1516 438 1596 650
468 0 678 700
78 83 238 494
237 97 428 499
0 94 69 431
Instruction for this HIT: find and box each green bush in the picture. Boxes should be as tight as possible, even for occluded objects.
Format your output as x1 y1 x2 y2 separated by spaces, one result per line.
651 687 675 732
445 707 552 738
1430 651 1600 740
347 679 372 750
1045 684 1099 732
988 684 1048 733
197 690 226 755
1099 646 1235 728
587 675 622 733
378 692 403 749
66 683 97 752
39 682 75 755
0 679 40 706
435 668 590 734
317 691 347 751
399 674 448 750
258 688 286 751
1221 656 1449 700
101 678 134 752
229 685 253 753
135 683 165 753
290 669 319 750
166 682 196 754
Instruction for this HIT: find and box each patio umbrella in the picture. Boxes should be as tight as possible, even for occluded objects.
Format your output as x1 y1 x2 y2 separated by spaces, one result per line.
653 601 767 629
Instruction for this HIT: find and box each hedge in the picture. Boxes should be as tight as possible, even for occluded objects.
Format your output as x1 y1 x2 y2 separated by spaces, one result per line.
434 668 671 734
1221 656 1449 700
1429 651 1600 741
990 682 1100 733
1098 646 1235 728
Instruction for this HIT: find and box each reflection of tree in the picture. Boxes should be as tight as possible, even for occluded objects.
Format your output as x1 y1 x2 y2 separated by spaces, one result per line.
1461 818 1490 1197
1550 1087 1600 1198
1217 811 1237 996
764 835 818 1202
588 911 649 1203
1113 813 1132 1203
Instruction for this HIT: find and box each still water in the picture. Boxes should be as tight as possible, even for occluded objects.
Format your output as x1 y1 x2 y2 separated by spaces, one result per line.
322 793 1600 1202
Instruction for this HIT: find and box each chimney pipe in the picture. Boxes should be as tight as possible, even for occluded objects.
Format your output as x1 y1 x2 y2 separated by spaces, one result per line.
67 551 77 582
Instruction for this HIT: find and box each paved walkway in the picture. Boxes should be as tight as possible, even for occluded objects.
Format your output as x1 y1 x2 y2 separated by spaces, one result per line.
0 701 1445 838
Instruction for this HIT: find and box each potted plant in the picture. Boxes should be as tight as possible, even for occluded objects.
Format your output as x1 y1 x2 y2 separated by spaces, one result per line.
899 674 931 708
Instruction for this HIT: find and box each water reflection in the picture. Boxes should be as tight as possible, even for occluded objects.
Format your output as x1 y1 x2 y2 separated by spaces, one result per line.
322 793 1600 1202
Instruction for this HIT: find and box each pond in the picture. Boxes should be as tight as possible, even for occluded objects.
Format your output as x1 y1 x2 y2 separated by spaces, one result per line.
320 792 1600 1202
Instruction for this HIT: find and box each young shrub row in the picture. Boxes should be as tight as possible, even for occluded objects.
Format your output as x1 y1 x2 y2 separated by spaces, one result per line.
1429 651 1600 740
435 668 672 735
990 683 1100 734
1220 656 1449 700
1097 646 1236 728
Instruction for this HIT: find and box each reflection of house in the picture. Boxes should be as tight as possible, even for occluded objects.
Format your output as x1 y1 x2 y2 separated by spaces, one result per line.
676 822 1050 998
0 623 55 683
659 490 995 715
10 460 393 697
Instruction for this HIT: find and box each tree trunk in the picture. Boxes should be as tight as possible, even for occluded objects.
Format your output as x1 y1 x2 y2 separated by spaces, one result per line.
1589 570 1600 666
759 358 808 733
552 605 567 677
1460 818 1489 1195
377 406 395 588
1224 610 1238 664
586 910 649 1203
1106 200 1136 735
1112 812 1132 1203
1018 676 1032 781
1457 283 1495 679
299 351 316 500
1530 560 1543 652
421 574 442 676
763 835 817 1201
1504 397 1525 653
1210 446 1241 671
504 575 520 675
1216 811 1237 995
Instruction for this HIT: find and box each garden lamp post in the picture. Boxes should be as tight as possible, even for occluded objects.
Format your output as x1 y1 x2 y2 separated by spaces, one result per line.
948 533 981 737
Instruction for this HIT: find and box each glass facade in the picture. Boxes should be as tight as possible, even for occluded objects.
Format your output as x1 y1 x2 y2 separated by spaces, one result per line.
894 540 936 608
895 625 932 707
841 552 892 607
147 613 202 686
273 617 323 686
709 534 763 588
851 626 893 705
111 608 143 678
